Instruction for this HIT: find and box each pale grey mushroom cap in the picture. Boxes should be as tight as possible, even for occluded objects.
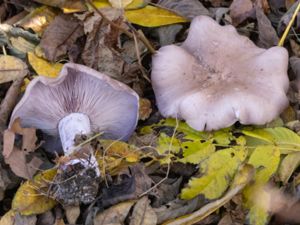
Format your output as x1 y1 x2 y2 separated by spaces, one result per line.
151 16 289 131
10 63 139 152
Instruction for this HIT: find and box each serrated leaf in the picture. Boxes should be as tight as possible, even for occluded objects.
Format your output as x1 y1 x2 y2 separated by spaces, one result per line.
12 168 57 215
243 127 300 153
28 52 62 78
278 152 300 183
181 147 247 200
125 5 188 27
179 140 215 164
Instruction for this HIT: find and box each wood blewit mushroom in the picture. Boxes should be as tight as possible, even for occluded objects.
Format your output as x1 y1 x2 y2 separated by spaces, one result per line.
10 63 139 172
151 16 289 131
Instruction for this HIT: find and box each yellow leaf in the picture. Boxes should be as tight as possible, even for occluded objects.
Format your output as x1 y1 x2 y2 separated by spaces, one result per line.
12 168 57 215
109 0 133 8
91 0 111 8
92 0 146 9
125 5 188 27
0 55 28 84
278 152 300 183
156 133 181 155
0 210 15 225
27 52 62 78
181 147 247 200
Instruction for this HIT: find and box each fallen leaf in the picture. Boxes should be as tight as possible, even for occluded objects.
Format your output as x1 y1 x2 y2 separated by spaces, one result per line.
64 205 80 225
130 196 157 225
12 168 57 215
109 0 133 8
28 52 62 78
139 98 152 120
93 201 135 224
10 37 36 54
278 152 300 183
18 6 59 35
0 55 28 84
256 5 279 48
40 14 84 61
229 0 254 26
125 5 188 27
181 147 247 200
0 210 37 225
33 0 86 13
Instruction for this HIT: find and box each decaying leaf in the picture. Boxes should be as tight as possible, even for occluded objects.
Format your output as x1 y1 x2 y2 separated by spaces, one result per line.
229 0 254 26
64 205 80 225
0 210 37 225
93 201 135 224
181 147 247 200
17 6 59 35
0 55 28 84
28 52 63 78
33 0 86 13
3 119 40 179
278 152 300 183
139 98 152 120
40 14 84 61
130 196 157 225
12 168 57 215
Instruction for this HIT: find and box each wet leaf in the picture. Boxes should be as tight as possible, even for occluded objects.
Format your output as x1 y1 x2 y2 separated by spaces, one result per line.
12 168 57 215
130 196 157 225
28 52 62 78
125 5 188 27
181 147 247 200
0 55 28 84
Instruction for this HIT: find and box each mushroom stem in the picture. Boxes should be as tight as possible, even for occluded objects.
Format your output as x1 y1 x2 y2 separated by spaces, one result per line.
59 113 91 155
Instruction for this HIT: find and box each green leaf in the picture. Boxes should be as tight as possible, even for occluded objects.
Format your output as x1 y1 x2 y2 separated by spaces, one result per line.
248 203 269 225
181 147 247 200
179 140 215 164
243 127 300 153
212 128 234 145
125 5 188 27
278 152 300 183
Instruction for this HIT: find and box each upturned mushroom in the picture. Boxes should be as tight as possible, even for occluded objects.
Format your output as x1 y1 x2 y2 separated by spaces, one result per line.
151 16 289 131
10 63 139 167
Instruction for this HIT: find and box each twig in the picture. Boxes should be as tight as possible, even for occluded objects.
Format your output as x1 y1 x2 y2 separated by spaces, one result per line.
278 1 300 46
85 0 156 54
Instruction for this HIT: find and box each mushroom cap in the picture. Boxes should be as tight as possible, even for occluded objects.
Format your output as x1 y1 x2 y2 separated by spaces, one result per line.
151 16 289 131
10 63 139 151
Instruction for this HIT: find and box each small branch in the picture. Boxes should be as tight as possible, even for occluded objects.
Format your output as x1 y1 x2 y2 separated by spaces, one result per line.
86 0 156 54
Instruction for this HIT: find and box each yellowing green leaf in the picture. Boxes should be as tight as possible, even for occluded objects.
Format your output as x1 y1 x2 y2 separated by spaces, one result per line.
243 127 300 153
243 146 280 225
27 52 62 78
156 133 181 155
125 5 188 27
212 128 234 145
181 147 247 200
179 140 215 164
278 152 300 183
12 168 57 215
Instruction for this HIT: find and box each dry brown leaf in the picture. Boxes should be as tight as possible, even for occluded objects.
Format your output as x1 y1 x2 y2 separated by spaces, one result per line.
3 129 15 158
139 98 152 120
256 5 279 48
130 196 157 225
40 14 84 61
0 210 37 225
0 55 28 84
64 205 80 224
290 39 300 57
229 0 254 26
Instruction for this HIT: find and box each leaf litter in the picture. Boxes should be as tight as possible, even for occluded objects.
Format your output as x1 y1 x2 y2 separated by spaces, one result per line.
1 1 300 225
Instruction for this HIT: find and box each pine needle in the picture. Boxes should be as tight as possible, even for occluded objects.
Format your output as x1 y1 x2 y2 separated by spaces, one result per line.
278 1 300 46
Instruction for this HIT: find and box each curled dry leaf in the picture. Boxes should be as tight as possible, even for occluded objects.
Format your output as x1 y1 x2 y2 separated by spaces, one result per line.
0 55 28 84
40 14 84 62
93 201 135 224
130 196 157 225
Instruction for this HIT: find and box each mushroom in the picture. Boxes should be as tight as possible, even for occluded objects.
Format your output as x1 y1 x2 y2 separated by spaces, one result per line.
151 16 289 131
10 63 139 167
